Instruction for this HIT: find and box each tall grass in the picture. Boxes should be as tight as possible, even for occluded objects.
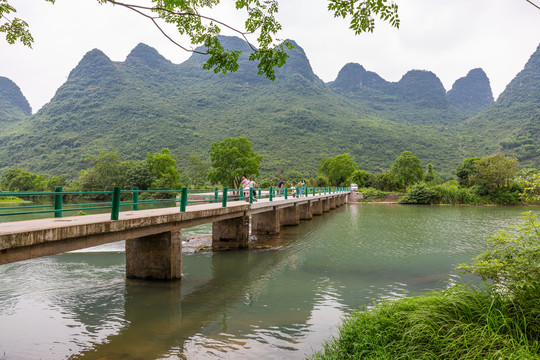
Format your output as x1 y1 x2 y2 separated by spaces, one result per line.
309 283 540 359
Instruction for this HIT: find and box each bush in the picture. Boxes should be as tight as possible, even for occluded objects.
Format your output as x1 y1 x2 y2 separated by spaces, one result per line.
459 211 540 301
358 187 389 202
399 183 436 204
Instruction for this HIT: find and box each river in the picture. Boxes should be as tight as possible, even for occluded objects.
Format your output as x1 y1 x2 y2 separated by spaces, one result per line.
0 204 533 359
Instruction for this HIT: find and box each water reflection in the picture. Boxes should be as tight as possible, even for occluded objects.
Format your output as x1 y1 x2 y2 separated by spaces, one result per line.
0 204 533 359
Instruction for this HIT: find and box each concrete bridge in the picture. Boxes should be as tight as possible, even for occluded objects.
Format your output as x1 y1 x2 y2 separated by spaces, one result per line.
0 192 349 280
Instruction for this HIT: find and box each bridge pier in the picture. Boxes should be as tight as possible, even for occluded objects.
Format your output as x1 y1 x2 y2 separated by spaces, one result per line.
280 206 299 227
252 210 280 235
311 200 323 216
298 202 313 220
322 198 330 212
329 197 337 209
126 229 182 280
212 216 249 249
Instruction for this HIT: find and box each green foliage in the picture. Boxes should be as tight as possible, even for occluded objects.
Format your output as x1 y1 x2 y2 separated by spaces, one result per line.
424 163 442 185
310 283 540 360
399 183 437 204
358 187 389 202
207 136 263 188
390 151 423 190
520 173 540 203
181 154 211 189
318 153 358 186
459 212 540 301
456 157 481 187
0 168 47 191
347 169 368 187
470 153 520 193
146 148 182 190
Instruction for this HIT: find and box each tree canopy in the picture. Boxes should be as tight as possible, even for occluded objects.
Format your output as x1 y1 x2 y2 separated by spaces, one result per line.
1 0 399 80
318 153 359 186
207 136 262 188
390 150 423 190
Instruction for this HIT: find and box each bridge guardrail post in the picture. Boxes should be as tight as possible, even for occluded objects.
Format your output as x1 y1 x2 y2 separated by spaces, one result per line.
54 186 63 218
111 186 121 221
214 187 219 203
258 188 261 199
239 187 244 201
132 186 139 211
312 187 315 196
222 188 228 207
284 187 288 199
180 187 188 212
269 187 273 201
249 188 253 204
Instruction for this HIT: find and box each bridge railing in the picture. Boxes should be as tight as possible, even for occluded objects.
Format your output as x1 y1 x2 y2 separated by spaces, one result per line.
0 186 350 223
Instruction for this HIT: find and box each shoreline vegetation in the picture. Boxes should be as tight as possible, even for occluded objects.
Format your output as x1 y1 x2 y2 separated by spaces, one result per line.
0 196 25 203
309 211 540 359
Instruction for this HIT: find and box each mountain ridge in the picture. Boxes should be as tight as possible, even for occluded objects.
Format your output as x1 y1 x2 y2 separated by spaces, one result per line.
0 36 538 178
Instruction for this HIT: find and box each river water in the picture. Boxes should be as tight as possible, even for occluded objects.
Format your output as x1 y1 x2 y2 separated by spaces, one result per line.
0 204 533 359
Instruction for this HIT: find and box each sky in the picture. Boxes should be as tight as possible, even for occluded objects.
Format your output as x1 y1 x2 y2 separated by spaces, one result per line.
1 0 539 113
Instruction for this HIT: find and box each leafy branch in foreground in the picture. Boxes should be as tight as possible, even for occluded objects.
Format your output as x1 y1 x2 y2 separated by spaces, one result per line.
1 0 399 80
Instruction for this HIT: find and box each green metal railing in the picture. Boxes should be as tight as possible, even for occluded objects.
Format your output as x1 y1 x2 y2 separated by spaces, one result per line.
0 186 350 222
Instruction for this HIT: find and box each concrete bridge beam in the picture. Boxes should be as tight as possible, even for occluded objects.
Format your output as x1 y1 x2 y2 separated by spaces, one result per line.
126 229 182 280
212 216 249 249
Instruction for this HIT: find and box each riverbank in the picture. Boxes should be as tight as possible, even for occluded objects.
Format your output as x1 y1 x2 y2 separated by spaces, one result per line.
310 210 540 359
309 283 540 359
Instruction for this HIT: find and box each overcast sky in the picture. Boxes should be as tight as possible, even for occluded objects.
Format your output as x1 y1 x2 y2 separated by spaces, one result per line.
1 0 539 113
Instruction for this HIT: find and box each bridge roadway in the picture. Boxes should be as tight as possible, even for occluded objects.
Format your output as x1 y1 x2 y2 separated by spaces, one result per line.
0 192 349 279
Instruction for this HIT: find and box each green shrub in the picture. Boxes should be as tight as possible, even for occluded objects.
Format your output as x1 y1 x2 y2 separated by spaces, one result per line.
459 211 540 301
358 187 389 201
399 183 436 204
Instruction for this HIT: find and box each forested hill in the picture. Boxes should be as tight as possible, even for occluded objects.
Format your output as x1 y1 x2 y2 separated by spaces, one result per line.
0 36 538 179
460 43 540 168
0 76 31 126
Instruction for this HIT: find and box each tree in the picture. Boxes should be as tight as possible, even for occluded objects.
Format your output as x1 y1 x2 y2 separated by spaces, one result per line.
145 148 182 190
1 0 399 80
470 153 519 193
347 169 369 188
78 151 122 191
0 168 47 191
207 136 262 189
181 154 211 189
390 151 423 190
455 157 481 187
424 163 442 185
318 153 358 186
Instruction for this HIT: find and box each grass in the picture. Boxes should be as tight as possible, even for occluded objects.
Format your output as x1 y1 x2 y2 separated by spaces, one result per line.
309 283 540 359
0 196 25 203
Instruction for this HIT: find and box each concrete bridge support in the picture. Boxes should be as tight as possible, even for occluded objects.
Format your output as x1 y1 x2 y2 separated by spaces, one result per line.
311 200 323 216
126 229 182 280
322 199 330 212
252 210 280 235
280 206 299 227
329 197 337 209
298 203 312 220
212 216 249 249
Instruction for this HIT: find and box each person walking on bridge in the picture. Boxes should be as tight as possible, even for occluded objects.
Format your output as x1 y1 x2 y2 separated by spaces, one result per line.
248 177 257 201
278 179 284 196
